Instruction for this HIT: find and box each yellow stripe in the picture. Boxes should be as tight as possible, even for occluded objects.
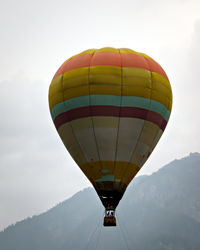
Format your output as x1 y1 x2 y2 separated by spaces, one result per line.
90 65 121 85
49 74 63 108
49 74 62 95
122 86 152 99
49 65 172 111
119 48 153 59
63 86 89 105
71 117 119 131
151 72 172 111
95 47 119 53
90 83 121 96
62 67 89 89
80 161 139 182
66 47 153 61
67 49 96 61
123 67 152 84
122 67 152 99
121 162 140 185
123 69 172 110
113 161 139 181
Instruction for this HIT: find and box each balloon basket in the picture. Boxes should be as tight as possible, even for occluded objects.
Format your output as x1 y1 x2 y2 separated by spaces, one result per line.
103 216 116 227
103 208 116 226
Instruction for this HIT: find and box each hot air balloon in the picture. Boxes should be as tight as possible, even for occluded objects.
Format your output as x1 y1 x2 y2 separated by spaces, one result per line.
49 47 172 226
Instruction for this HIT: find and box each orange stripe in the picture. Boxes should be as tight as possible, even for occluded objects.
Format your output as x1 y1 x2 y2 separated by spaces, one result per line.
90 52 121 67
121 53 150 70
53 51 168 80
145 58 169 81
54 53 93 78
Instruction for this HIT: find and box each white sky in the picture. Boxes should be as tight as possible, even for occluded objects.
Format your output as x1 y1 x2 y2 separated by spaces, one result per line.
0 0 200 230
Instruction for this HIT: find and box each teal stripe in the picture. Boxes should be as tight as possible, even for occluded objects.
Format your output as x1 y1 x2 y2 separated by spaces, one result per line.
51 96 90 121
95 175 114 182
90 94 121 106
51 95 170 121
101 169 111 173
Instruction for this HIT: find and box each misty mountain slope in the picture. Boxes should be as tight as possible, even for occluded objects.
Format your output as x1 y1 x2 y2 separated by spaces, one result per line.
118 152 200 222
1 153 200 250
0 189 102 250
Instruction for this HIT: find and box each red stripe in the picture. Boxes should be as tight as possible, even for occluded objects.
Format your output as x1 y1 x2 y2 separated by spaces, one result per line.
54 106 167 131
53 52 169 80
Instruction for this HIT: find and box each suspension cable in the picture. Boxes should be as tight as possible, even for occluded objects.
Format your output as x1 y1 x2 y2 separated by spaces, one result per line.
95 216 103 250
116 213 131 250
83 210 104 250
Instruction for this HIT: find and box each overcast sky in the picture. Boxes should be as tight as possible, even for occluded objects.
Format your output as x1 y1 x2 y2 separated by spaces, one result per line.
0 0 200 230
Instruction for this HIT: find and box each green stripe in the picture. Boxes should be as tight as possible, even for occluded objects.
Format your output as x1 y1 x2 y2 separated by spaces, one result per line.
50 95 170 121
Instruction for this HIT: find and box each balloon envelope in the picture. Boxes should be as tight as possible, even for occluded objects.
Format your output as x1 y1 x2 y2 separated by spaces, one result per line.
49 47 172 209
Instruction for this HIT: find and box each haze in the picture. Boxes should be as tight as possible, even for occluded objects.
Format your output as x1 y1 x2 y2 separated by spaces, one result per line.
0 0 199 230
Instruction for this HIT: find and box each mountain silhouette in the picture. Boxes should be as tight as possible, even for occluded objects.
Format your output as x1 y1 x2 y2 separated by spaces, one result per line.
1 152 200 250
